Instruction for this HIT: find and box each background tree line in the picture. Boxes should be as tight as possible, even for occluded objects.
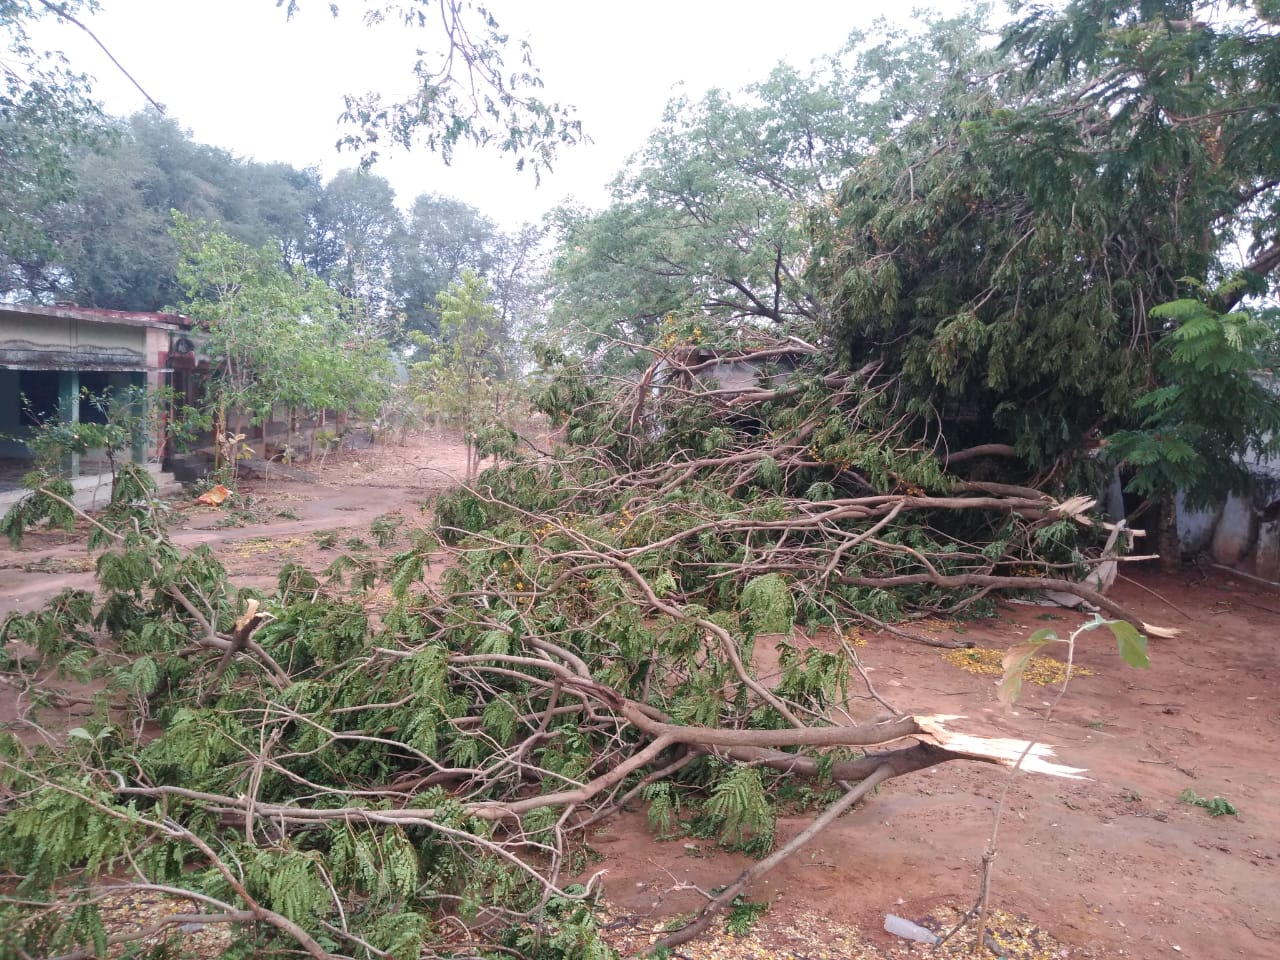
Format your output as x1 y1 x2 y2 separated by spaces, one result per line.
5 0 1280 521
0 108 544 353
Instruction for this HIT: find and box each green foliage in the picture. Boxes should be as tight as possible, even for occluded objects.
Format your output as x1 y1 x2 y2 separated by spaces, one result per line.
320 0 582 177
5 782 137 886
3 109 323 308
816 2 1280 478
174 213 395 435
4 0 576 305
0 477 76 547
999 617 1150 707
1 587 94 661
507 894 616 960
724 895 770 936
1105 286 1280 507
1107 620 1150 671
0 891 108 960
394 192 500 342
370 512 406 548
776 644 847 710
705 766 775 855
0 0 108 300
0 384 185 546
4 100 551 330
245 847 330 923
739 574 795 636
10 9 1279 951
411 269 525 480
1178 789 1240 818
365 910 432 960
0 348 1146 957
547 14 986 363
643 782 680 839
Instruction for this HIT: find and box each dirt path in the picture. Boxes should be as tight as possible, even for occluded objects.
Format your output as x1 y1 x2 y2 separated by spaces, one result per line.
2 432 1277 959
592 577 1280 959
0 434 472 611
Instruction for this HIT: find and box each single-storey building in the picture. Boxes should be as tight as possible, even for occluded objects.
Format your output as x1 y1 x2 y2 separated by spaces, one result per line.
0 302 202 492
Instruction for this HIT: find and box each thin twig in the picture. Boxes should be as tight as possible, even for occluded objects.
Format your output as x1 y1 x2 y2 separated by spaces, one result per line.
1116 573 1196 619
34 0 165 112
942 621 1087 954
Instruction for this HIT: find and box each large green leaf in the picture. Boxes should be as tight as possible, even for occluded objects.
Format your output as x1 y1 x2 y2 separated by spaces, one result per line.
1107 619 1151 669
997 627 1058 707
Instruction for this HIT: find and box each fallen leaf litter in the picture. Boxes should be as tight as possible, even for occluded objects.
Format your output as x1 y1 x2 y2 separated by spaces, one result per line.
595 905 1086 960
943 647 1093 686
86 893 1090 960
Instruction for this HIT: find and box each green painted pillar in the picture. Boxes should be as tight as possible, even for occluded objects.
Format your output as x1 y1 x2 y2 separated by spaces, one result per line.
130 372 146 465
58 369 80 478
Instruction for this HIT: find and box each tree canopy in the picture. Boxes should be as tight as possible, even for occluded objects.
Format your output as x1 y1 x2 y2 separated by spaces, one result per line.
282 0 582 175
546 1 1280 508
818 0 1280 467
1 0 576 312
0 109 545 366
172 213 394 431
1 111 330 309
0 0 108 295
548 10 992 367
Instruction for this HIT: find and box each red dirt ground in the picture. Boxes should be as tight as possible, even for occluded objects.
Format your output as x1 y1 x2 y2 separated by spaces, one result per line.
2 433 1277 959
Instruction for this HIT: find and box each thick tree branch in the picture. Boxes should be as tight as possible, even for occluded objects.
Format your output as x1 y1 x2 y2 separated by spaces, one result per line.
943 443 1019 466
1221 240 1280 309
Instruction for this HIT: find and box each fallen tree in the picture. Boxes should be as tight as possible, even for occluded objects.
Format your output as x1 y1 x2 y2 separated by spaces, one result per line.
0 342 1154 959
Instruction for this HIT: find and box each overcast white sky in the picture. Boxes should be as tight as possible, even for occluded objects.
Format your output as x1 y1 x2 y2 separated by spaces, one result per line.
45 0 975 229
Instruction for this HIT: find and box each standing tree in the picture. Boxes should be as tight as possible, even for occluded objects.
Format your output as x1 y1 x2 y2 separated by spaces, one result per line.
4 110 327 309
412 269 513 480
393 193 499 343
548 10 989 367
394 196 546 362
486 221 550 345
172 214 393 461
35 113 181 311
305 168 404 334
3 0 582 304
1103 282 1280 565
0 0 107 299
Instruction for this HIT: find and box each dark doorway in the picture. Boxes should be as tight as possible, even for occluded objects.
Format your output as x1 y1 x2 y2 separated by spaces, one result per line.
78 371 114 425
18 370 59 426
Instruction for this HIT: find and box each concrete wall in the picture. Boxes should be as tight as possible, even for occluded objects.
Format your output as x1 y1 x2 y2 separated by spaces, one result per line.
1178 463 1280 581
0 313 148 371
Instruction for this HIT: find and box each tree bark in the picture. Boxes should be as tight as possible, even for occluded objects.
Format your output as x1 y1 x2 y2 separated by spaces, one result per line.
1158 490 1181 573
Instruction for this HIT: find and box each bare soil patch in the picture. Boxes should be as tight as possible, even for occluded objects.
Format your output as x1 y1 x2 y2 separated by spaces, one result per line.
0 432 472 611
2 432 1277 958
589 572 1280 959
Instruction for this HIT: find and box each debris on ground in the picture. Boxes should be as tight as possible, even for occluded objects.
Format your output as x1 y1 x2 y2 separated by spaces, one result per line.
236 458 319 482
597 907 885 960
943 647 1093 685
93 889 231 958
594 904 1086 960
194 484 232 506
